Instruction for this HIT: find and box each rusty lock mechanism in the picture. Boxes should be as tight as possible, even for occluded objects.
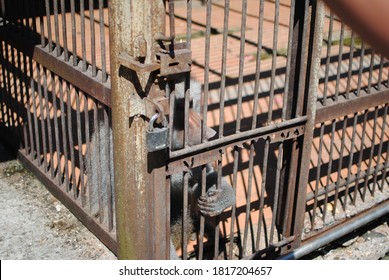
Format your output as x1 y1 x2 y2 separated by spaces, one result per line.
117 34 192 77
117 34 192 152
146 113 169 152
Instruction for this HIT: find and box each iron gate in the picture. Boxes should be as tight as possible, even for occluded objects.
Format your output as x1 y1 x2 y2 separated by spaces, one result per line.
0 0 388 260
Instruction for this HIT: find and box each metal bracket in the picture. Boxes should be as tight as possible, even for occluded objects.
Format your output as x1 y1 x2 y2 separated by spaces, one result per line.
118 52 160 73
118 41 192 76
157 47 192 76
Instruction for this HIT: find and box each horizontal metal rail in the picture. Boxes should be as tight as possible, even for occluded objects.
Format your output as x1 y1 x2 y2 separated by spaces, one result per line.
169 116 307 159
0 25 111 107
168 116 306 174
278 199 389 260
315 86 389 124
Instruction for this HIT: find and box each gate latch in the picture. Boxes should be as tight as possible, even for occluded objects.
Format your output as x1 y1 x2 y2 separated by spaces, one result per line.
156 42 192 76
118 41 191 76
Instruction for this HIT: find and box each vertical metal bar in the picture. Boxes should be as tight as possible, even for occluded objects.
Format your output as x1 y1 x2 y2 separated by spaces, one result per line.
75 89 85 203
332 116 347 214
367 50 375 93
334 22 345 102
182 171 189 260
199 0 212 259
45 0 53 52
70 0 77 66
242 141 255 256
17 50 28 151
311 123 325 230
295 0 310 116
228 146 239 259
22 53 34 156
60 0 68 61
322 12 334 105
37 66 49 171
51 73 62 186
322 119 336 222
39 0 45 47
199 165 207 260
270 142 283 244
377 55 384 91
292 0 325 247
372 104 387 193
89 0 96 77
235 0 247 132
11 46 23 148
362 106 379 200
0 41 4 126
0 42 8 131
201 0 212 141
59 77 70 189
168 82 175 150
345 31 355 99
353 110 368 204
186 0 192 48
278 0 310 242
98 0 107 82
31 77 41 163
53 0 61 57
214 160 223 260
43 69 55 179
218 0 230 137
109 0 168 259
66 83 77 199
184 77 190 148
3 42 14 131
255 138 270 250
343 113 358 208
267 0 280 122
83 92 90 206
356 41 366 96
282 0 296 120
168 0 175 39
379 140 389 192
80 0 87 71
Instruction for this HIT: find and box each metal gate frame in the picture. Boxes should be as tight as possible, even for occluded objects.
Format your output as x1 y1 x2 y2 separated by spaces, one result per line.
0 0 388 260
108 0 327 259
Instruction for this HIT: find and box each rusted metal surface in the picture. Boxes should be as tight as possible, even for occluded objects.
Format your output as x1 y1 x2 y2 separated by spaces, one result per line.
315 87 389 124
0 0 388 261
291 0 325 249
109 0 169 260
301 0 389 247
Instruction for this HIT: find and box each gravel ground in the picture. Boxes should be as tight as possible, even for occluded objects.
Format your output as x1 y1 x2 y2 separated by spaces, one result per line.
307 217 389 260
0 140 388 260
0 142 116 260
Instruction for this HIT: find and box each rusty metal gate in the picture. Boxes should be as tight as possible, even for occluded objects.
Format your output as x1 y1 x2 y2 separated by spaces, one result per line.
0 0 388 260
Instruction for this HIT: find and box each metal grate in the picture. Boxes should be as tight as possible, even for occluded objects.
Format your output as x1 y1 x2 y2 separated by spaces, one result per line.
0 0 388 259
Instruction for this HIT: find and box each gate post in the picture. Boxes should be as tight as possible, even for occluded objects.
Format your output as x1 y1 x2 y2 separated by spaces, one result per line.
291 0 325 248
108 0 169 259
278 0 325 251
